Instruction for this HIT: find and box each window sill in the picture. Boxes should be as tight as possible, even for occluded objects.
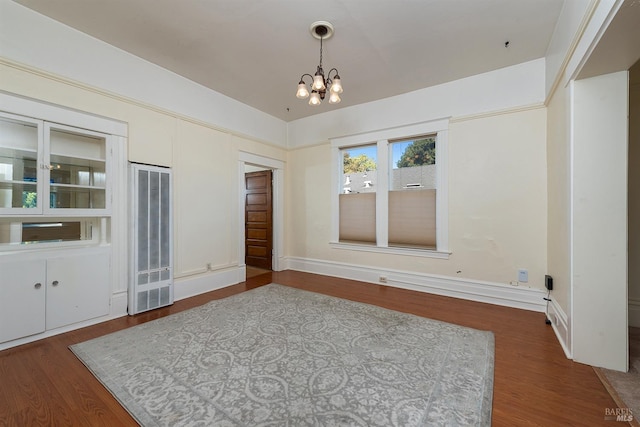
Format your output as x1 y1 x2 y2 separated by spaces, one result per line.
330 241 450 259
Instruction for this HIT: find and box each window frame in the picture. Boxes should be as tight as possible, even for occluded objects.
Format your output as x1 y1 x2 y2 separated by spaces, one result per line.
330 118 450 259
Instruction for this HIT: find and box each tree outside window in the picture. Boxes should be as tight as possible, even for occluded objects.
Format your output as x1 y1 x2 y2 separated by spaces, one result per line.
396 137 436 168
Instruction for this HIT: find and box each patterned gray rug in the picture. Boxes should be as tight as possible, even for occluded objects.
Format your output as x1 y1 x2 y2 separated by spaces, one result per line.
71 284 494 426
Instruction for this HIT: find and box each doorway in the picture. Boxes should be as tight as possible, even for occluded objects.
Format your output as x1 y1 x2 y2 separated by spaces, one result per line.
244 169 273 271
238 152 284 276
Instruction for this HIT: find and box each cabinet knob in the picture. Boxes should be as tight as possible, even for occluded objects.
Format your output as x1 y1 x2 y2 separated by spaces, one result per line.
52 280 59 286
34 282 42 289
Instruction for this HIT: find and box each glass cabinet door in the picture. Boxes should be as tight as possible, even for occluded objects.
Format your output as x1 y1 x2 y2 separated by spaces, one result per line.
44 123 110 214
0 113 44 214
0 115 110 217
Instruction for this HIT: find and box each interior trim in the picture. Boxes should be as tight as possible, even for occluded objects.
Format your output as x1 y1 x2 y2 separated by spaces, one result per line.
285 256 547 312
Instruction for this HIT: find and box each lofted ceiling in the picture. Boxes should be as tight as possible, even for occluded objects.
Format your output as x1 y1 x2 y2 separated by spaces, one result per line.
14 0 565 122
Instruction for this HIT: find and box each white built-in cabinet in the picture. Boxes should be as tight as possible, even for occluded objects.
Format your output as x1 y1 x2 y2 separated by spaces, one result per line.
46 250 110 329
0 248 110 343
0 258 45 342
0 93 126 349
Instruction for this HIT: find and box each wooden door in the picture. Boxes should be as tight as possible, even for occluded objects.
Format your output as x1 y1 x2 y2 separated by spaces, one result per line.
245 170 273 270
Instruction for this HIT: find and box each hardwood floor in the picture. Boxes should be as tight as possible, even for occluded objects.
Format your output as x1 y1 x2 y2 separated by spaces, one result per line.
246 266 271 279
0 270 616 426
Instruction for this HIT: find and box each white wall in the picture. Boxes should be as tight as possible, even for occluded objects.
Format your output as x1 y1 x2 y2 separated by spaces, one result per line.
0 3 288 303
285 57 548 303
449 109 547 285
545 73 573 352
0 0 286 148
173 120 237 278
287 59 546 149
627 61 640 327
543 0 630 369
0 65 288 297
571 71 628 371
287 105 548 298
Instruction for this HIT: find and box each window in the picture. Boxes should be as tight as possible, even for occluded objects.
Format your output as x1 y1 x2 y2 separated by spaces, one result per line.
389 136 437 249
331 119 449 258
339 145 377 244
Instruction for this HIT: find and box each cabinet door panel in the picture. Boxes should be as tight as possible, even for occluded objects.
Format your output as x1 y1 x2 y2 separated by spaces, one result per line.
46 252 110 330
44 123 111 215
0 113 44 215
0 260 46 343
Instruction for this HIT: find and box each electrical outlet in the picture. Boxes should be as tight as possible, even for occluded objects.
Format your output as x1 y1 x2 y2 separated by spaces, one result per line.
379 276 388 283
518 269 528 283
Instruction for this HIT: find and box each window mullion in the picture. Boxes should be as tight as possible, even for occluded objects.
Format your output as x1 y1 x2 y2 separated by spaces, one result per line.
435 129 449 252
376 139 389 248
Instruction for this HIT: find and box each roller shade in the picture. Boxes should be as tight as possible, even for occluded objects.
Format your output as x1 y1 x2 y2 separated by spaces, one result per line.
339 193 376 243
388 189 436 248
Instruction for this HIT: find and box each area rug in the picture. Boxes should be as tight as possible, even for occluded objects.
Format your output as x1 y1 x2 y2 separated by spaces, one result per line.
71 284 495 426
594 327 640 426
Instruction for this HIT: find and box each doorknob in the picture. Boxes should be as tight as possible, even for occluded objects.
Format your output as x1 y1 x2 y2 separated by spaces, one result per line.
34 282 42 289
52 280 59 286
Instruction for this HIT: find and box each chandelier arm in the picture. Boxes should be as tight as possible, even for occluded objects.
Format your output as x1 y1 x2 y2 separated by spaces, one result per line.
326 68 340 83
299 73 315 84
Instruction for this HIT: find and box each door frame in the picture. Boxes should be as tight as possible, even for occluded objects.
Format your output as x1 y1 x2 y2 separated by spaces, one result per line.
238 152 284 272
244 169 273 270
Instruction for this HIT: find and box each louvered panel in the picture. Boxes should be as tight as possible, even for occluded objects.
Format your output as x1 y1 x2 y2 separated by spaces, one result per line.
129 164 173 315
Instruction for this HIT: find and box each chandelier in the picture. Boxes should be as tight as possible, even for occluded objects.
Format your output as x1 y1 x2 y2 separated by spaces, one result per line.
296 21 343 106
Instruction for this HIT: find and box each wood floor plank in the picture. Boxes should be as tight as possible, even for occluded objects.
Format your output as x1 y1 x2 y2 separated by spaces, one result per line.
0 270 617 426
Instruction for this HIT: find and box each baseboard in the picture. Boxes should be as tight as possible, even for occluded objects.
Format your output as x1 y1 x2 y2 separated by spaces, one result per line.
630 298 640 328
110 290 129 317
284 256 547 312
547 298 572 358
174 266 244 301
